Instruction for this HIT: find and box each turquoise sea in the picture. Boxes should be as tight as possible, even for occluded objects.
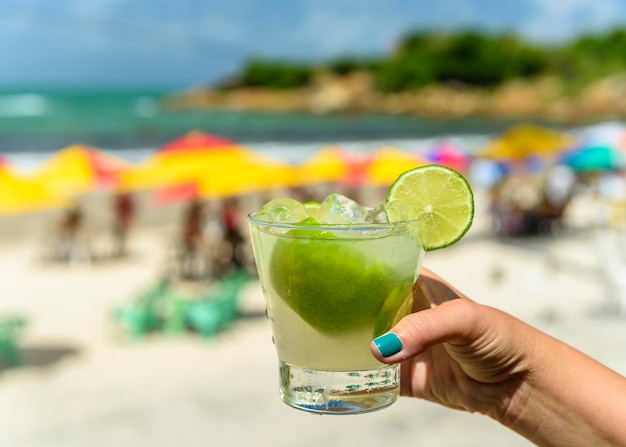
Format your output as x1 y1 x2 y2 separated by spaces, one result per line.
0 86 555 170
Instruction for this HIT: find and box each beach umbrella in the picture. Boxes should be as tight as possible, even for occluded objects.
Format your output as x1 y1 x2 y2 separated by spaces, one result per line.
30 145 132 197
560 145 625 172
423 140 472 173
124 131 295 200
561 122 626 173
293 147 348 187
196 158 294 199
294 147 375 188
159 132 236 155
0 157 66 214
294 147 399 189
366 147 427 187
339 151 373 188
478 124 575 163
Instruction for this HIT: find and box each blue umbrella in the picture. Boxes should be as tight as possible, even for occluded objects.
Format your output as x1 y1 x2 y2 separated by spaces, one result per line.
560 145 625 172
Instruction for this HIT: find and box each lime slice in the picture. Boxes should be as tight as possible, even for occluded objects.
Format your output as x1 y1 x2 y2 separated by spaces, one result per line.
386 164 474 251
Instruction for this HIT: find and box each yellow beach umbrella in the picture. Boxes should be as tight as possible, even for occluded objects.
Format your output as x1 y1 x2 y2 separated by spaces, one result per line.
195 156 295 199
293 147 347 187
479 124 575 161
125 131 295 200
123 132 239 190
0 163 66 215
192 144 295 199
366 147 428 187
30 145 133 197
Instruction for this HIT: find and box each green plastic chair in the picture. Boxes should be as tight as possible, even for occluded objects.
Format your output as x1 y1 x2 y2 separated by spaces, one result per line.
185 300 223 338
184 270 250 337
114 303 157 340
114 278 170 340
163 294 190 335
0 316 26 367
219 270 250 324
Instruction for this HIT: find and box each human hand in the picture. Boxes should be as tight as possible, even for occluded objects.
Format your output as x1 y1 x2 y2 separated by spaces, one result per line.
371 267 533 417
371 267 626 447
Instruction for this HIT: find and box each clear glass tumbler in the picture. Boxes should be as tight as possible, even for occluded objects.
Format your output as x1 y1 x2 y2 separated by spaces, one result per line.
248 215 424 414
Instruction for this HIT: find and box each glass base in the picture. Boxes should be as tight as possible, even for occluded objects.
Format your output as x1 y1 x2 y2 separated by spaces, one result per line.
278 361 400 414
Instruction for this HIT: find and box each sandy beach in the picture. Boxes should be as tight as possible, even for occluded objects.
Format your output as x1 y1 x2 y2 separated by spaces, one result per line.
0 189 625 447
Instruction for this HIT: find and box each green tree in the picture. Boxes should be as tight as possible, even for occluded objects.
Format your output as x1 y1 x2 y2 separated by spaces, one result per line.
374 30 549 91
240 59 312 89
231 28 626 93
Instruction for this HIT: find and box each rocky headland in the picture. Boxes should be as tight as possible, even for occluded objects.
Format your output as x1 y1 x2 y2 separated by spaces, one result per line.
165 71 626 125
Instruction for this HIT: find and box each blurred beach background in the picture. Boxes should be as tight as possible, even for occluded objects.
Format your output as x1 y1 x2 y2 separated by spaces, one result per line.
2 1 626 446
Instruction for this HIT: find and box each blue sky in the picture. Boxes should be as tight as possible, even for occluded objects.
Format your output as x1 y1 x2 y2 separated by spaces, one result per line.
2 0 626 88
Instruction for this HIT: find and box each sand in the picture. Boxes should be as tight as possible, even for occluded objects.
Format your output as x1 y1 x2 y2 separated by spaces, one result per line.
0 190 625 447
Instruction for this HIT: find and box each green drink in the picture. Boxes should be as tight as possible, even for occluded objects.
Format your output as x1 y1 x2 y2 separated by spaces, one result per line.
248 165 474 414
248 201 424 413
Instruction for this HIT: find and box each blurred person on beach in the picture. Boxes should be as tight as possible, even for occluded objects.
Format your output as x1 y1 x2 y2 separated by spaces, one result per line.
111 191 135 257
532 164 577 234
50 204 91 263
488 177 525 236
371 267 626 447
178 198 209 279
221 197 245 271
488 171 574 237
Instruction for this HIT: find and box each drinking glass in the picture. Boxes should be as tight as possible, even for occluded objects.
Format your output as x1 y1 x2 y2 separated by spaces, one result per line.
248 215 424 414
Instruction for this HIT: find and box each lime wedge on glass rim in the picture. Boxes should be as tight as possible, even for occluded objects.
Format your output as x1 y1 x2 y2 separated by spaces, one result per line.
386 164 474 251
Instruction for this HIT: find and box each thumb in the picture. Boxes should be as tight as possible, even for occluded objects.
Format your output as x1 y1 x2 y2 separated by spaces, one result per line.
371 298 477 363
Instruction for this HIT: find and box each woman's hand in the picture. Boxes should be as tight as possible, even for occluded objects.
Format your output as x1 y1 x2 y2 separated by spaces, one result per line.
371 267 626 447
371 267 532 416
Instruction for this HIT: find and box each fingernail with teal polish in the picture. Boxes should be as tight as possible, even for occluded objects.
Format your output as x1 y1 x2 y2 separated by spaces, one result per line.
373 333 402 357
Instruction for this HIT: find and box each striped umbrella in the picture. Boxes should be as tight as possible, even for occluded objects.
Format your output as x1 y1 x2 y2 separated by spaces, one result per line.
0 156 66 214
123 131 295 201
366 147 428 187
30 145 132 197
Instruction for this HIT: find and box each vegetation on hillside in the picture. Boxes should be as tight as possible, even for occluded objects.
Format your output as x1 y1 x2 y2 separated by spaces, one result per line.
225 28 626 93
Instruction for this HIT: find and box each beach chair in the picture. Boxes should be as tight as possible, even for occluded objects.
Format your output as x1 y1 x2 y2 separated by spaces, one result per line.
162 292 191 335
185 300 223 338
216 270 250 327
185 270 250 338
114 278 169 340
0 316 26 367
184 280 235 338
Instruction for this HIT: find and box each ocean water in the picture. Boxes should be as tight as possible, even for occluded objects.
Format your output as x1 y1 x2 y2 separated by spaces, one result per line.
0 87 551 172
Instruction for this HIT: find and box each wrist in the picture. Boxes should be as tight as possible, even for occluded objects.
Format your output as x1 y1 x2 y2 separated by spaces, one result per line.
492 333 626 447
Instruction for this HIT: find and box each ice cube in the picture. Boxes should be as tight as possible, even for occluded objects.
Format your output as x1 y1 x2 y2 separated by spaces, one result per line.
317 194 369 224
365 205 390 223
255 197 309 223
